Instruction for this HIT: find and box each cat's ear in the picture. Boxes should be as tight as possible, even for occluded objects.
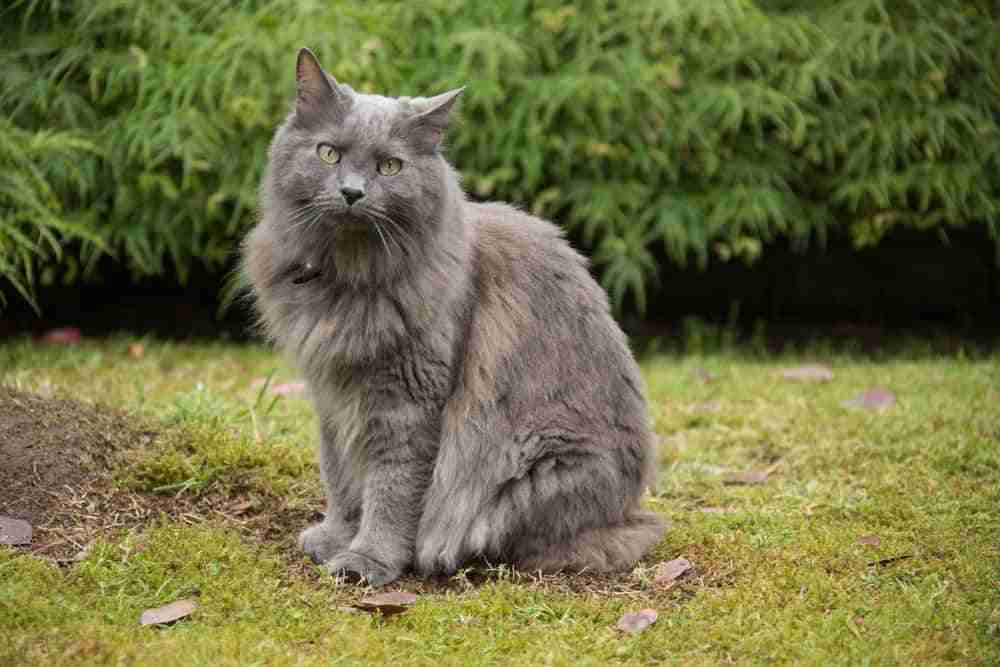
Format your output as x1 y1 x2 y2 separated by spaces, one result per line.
294 47 351 123
405 87 465 153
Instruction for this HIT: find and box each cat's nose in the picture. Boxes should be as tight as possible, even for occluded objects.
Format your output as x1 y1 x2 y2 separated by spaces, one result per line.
341 187 365 206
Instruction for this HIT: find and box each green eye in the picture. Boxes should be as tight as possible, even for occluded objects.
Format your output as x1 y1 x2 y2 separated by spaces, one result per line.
377 157 403 176
317 143 341 164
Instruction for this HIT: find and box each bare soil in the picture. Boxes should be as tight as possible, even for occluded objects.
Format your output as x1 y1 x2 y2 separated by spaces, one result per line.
0 386 153 526
0 387 311 564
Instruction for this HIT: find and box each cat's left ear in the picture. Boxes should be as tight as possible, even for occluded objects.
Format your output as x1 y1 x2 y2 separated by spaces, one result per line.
405 87 465 153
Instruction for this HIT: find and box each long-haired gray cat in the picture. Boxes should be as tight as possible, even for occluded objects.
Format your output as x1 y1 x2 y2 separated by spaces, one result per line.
243 48 663 585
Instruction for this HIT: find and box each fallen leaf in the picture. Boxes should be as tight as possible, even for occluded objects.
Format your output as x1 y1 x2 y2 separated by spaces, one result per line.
724 470 770 485
0 516 32 545
128 342 145 359
40 327 82 346
653 558 692 588
780 364 834 382
858 534 882 547
692 401 722 413
842 388 895 411
139 599 197 626
615 608 658 634
271 381 307 396
352 591 418 617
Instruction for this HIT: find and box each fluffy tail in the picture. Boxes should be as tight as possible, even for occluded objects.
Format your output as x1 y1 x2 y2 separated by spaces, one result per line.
516 510 665 573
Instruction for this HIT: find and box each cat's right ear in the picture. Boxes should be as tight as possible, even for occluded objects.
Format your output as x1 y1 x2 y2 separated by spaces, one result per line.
294 48 351 124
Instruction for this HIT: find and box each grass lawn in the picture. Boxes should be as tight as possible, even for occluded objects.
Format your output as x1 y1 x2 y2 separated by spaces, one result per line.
1 336 998 665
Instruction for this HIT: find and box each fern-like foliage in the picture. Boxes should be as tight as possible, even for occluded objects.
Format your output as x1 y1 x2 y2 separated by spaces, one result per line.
1 0 998 312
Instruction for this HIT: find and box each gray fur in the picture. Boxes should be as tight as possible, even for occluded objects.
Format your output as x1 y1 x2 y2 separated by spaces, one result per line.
243 48 663 585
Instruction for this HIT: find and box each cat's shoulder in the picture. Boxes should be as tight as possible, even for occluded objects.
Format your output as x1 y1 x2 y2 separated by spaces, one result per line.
470 202 561 236
468 202 582 269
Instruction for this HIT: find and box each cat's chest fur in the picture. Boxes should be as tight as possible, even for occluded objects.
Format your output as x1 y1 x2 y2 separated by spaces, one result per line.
302 284 458 459
288 278 459 402
293 284 410 371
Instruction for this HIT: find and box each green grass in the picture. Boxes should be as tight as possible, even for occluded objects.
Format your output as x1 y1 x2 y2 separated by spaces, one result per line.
1 337 998 665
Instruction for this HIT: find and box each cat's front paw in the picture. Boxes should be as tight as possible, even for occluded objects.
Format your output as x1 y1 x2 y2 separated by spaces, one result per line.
324 551 402 587
298 522 348 565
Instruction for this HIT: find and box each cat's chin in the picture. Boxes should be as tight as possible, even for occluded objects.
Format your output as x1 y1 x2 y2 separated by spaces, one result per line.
333 217 372 237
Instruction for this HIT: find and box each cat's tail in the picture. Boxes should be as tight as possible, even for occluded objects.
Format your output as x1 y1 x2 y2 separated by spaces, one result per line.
517 510 665 574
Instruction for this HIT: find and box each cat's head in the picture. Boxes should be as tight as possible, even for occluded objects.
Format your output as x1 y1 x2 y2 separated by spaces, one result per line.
262 48 464 263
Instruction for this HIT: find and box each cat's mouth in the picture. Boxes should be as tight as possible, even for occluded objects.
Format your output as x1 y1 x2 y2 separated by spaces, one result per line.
290 262 323 285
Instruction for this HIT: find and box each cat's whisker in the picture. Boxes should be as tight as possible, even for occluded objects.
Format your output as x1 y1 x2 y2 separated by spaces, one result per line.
371 213 408 257
285 209 319 230
371 220 394 261
366 208 413 256
287 205 327 230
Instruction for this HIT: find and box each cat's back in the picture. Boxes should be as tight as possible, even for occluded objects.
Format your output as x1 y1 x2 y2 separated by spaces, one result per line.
468 201 600 310
463 201 642 405
461 201 653 490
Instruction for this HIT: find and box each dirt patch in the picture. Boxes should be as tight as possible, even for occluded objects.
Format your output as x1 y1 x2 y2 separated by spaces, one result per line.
0 386 154 528
0 387 311 562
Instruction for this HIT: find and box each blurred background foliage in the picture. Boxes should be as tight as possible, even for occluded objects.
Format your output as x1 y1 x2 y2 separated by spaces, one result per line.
1 0 998 313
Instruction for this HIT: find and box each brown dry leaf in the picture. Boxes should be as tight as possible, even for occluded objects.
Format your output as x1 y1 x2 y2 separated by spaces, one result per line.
724 470 770 485
858 534 882 547
352 591 418 617
0 515 32 545
128 343 145 359
653 558 692 588
615 608 658 634
780 364 834 382
139 599 197 626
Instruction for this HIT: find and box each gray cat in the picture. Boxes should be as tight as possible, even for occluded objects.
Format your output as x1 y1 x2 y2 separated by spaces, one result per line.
243 48 663 586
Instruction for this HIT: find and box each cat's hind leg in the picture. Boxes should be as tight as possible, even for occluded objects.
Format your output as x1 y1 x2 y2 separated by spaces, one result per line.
464 449 665 573
418 443 664 575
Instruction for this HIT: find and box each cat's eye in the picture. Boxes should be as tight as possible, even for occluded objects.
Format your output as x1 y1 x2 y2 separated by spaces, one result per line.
317 143 341 164
377 157 403 176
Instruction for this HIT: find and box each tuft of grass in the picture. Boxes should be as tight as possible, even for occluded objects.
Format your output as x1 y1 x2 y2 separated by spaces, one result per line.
1 336 999 665
122 422 314 500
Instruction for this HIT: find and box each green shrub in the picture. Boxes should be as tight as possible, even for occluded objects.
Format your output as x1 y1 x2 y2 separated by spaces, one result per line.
2 0 998 313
